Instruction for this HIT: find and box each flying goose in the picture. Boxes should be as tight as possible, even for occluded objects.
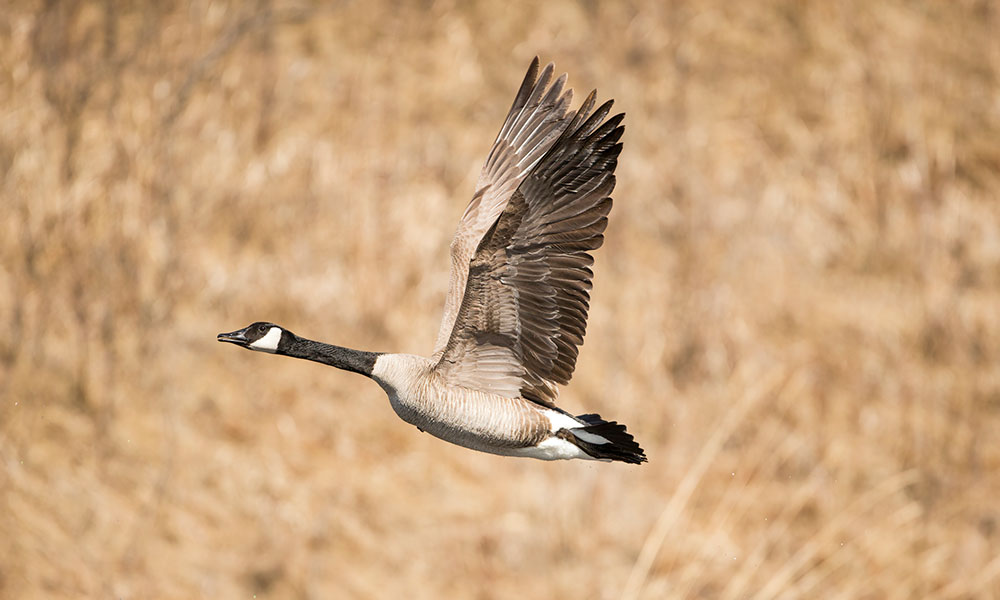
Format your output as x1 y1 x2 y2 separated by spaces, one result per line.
219 58 646 464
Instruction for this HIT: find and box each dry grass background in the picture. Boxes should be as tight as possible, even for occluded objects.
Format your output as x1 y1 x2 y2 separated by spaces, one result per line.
2 0 999 598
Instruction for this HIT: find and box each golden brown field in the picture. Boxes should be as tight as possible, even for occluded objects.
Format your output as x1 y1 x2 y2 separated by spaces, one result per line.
2 1 999 598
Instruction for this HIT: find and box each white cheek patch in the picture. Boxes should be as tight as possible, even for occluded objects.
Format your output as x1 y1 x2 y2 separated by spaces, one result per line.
249 327 282 353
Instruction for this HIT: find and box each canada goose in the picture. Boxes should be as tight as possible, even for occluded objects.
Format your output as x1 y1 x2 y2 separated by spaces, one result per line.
219 58 646 464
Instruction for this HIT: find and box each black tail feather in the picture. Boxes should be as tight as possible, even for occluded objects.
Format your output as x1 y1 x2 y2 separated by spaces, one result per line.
567 414 647 464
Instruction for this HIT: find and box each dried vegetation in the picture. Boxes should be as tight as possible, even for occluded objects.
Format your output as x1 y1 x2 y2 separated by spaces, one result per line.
2 1 999 598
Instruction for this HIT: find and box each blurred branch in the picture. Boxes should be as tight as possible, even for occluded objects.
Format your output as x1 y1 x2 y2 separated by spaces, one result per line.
622 366 794 600
755 469 920 600
938 550 1000 599
30 1 96 182
162 4 313 130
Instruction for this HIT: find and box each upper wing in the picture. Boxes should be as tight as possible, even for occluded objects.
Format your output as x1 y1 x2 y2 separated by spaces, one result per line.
434 89 624 408
432 58 575 358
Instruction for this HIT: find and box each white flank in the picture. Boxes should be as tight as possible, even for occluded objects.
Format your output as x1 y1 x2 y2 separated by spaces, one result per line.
249 326 282 353
510 437 600 461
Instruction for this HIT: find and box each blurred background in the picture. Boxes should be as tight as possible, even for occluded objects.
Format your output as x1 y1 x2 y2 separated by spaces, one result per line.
2 1 999 598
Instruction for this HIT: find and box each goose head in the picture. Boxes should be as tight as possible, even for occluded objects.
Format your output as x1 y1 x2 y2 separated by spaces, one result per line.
218 322 290 354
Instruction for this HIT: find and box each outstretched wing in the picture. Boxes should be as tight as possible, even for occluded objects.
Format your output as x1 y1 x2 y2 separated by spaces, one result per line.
432 58 575 358
434 88 624 408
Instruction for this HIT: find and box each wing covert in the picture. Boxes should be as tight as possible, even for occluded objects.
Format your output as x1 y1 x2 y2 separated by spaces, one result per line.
432 58 575 358
435 84 624 407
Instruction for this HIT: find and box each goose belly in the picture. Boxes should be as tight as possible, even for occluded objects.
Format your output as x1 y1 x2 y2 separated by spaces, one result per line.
387 385 550 455
370 353 553 456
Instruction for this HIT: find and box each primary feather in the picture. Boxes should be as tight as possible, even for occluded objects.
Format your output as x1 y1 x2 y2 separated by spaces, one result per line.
435 89 624 409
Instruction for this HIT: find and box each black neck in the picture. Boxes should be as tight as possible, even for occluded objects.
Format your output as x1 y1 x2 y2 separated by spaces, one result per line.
281 335 380 377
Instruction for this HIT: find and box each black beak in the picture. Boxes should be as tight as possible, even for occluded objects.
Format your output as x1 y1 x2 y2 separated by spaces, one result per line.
217 327 250 346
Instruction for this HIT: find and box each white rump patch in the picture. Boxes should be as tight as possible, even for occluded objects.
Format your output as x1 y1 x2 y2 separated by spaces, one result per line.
250 326 282 353
543 409 611 446
545 410 583 432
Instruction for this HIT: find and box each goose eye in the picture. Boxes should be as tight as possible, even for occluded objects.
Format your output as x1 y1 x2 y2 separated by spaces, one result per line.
258 325 267 334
